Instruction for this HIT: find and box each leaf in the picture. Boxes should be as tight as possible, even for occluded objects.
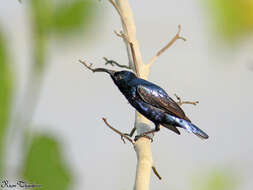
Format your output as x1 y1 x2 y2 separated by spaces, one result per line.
206 0 253 41
51 0 97 35
29 0 98 36
23 134 72 190
28 0 98 72
28 0 53 72
193 169 238 190
0 29 13 176
29 0 53 35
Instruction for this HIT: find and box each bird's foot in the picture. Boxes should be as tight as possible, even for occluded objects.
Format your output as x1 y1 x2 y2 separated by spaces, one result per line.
124 133 132 137
141 129 157 136
134 128 159 141
134 134 153 142
123 127 136 137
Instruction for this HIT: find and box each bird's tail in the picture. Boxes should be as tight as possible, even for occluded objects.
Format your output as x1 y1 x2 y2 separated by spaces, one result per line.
166 115 209 139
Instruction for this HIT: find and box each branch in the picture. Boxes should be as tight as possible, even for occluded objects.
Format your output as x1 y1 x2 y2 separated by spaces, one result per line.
174 93 199 106
103 57 131 69
79 59 111 73
152 166 162 180
111 0 144 78
102 118 135 145
112 2 155 190
148 25 186 68
109 0 136 71
103 117 163 181
114 30 140 76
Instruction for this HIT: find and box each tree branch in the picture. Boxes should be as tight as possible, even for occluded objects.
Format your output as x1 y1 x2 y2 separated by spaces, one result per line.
148 25 186 68
102 118 135 145
174 93 199 106
102 117 163 181
152 166 162 180
114 30 140 76
79 59 110 73
103 57 131 69
111 1 155 190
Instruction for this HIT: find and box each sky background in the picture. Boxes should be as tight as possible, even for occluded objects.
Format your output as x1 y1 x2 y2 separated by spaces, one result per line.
1 0 253 190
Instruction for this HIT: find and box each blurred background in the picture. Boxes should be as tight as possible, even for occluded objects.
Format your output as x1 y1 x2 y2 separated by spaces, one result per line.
0 0 252 190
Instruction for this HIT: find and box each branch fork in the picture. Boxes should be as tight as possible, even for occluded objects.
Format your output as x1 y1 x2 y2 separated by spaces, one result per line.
102 117 162 180
148 24 186 68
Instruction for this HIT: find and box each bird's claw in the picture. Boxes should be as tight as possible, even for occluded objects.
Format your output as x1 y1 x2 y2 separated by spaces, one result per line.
134 134 153 142
124 133 132 137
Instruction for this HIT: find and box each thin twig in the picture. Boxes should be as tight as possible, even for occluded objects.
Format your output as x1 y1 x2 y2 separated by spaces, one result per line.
152 166 162 180
114 30 140 76
129 41 140 76
174 93 199 106
148 25 186 68
102 118 135 145
103 57 131 69
79 59 113 73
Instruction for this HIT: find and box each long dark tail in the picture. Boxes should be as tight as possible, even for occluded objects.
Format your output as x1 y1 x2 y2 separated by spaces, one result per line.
166 115 209 139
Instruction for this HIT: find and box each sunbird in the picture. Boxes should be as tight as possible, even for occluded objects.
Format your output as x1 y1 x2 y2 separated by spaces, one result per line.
94 68 208 139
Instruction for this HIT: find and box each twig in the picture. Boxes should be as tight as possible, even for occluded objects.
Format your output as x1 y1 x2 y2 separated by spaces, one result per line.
79 59 112 73
114 30 129 41
174 93 199 106
148 25 186 68
102 118 135 145
152 166 162 180
103 57 131 69
114 30 140 76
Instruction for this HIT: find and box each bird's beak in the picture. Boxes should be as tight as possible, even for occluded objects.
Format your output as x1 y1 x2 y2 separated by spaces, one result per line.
91 68 116 76
104 69 116 76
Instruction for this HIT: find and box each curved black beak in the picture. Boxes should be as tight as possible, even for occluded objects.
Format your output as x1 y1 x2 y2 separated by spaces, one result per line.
103 69 116 76
93 68 116 75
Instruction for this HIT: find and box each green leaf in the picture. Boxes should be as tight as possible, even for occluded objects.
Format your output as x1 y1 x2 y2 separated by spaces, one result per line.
29 0 97 36
193 169 238 190
0 29 13 176
28 0 53 72
28 0 98 72
206 0 253 41
23 134 72 190
29 0 53 35
51 0 97 35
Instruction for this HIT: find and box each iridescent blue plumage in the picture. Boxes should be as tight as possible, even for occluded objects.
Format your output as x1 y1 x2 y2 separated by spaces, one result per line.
104 70 208 139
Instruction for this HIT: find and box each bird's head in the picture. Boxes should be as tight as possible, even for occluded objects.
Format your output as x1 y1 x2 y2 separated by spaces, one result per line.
92 68 136 87
108 70 136 86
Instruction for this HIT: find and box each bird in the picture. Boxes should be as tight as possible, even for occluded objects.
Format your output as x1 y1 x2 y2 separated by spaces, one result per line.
98 69 208 139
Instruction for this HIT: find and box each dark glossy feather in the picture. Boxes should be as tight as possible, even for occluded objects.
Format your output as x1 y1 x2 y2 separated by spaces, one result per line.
105 70 208 139
161 123 180 135
137 85 191 122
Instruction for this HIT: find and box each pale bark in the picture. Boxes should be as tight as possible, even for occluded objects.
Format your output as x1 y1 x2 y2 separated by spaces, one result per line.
114 1 153 190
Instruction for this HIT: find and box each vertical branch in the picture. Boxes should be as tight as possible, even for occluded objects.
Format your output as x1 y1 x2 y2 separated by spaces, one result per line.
134 138 153 190
113 1 153 190
115 0 144 77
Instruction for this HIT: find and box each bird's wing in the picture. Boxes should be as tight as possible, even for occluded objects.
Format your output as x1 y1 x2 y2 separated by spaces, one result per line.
137 85 191 122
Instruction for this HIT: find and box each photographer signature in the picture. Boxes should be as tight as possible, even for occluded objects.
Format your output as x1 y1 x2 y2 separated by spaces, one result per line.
1 179 42 189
